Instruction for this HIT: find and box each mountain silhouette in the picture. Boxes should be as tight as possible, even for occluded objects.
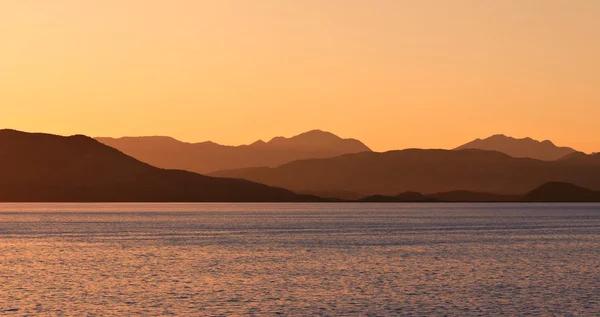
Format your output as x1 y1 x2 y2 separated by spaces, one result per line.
455 134 576 160
96 130 371 174
358 190 516 202
359 192 439 202
557 151 600 165
356 182 600 202
296 190 364 201
0 129 325 202
428 190 519 202
524 182 600 202
211 149 600 198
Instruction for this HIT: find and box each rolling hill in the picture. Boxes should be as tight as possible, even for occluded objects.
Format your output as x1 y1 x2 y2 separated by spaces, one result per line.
524 182 600 202
0 129 323 202
358 182 600 202
211 149 600 198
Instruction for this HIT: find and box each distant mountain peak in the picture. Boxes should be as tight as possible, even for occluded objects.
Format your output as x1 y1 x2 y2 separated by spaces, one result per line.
249 140 267 146
267 130 344 144
456 134 577 161
257 130 370 152
541 139 554 145
267 136 286 143
297 129 337 137
96 129 371 174
96 135 180 144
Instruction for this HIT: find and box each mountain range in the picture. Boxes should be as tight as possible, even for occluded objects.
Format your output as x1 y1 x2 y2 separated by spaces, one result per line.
96 130 371 174
2 128 599 202
455 134 576 161
97 132 587 179
0 129 323 202
359 182 600 202
211 148 600 198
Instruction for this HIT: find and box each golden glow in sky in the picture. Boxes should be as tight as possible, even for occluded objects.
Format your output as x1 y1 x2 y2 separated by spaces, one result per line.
1 0 599 152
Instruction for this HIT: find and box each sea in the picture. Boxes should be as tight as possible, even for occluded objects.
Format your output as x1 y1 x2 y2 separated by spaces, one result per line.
0 203 599 316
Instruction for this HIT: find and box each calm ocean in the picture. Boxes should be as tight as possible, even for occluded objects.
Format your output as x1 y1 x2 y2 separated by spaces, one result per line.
1 203 599 316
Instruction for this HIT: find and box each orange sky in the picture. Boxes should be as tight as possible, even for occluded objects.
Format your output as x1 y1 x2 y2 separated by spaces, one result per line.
1 0 599 152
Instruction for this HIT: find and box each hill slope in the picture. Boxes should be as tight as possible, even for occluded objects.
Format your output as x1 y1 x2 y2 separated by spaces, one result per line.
558 151 600 165
0 130 321 202
524 182 600 202
96 130 371 174
356 182 600 202
211 149 600 198
455 134 576 160
359 192 439 202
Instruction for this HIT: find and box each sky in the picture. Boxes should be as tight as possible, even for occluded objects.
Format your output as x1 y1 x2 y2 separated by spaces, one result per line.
1 0 599 152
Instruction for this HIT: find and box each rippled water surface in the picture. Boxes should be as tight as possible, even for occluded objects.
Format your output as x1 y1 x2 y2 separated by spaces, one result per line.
0 203 599 316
